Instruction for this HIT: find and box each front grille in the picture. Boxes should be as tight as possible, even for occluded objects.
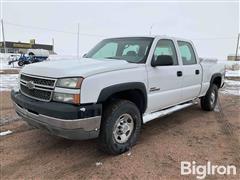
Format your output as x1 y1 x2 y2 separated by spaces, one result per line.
20 84 52 101
20 74 56 101
21 74 55 87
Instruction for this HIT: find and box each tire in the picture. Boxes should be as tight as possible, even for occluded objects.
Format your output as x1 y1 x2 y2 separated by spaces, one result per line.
18 61 24 66
98 99 141 155
201 84 218 111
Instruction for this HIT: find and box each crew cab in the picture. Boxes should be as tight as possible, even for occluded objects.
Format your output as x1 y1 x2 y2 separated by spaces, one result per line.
11 36 225 154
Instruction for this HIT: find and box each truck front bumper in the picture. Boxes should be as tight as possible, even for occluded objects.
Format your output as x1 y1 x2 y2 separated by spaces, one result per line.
11 90 102 140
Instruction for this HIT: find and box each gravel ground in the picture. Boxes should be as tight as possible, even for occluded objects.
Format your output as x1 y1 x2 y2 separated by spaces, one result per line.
0 92 239 179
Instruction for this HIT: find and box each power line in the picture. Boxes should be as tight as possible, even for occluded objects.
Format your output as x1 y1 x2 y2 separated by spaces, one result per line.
5 21 76 34
4 21 238 40
4 21 106 37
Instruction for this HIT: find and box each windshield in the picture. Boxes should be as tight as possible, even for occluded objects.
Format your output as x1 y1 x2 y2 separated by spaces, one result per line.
85 37 154 63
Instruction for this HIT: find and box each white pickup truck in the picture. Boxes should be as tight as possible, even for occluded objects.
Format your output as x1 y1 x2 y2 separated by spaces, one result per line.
12 36 225 154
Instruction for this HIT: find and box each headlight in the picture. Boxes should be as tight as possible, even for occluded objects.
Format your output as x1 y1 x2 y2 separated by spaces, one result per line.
53 92 80 104
56 77 83 89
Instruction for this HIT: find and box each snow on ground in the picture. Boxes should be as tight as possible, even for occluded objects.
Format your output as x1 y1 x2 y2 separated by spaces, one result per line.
0 74 18 91
225 70 240 77
95 162 103 166
220 79 240 96
0 53 21 69
0 130 13 136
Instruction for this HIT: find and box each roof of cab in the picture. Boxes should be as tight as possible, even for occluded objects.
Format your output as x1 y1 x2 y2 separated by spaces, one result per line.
104 35 192 42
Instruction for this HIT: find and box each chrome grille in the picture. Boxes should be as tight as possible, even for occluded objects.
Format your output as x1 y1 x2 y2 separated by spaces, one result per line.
20 74 55 87
20 74 56 102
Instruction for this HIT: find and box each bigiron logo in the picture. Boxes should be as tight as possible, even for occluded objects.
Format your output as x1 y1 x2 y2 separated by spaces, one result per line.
181 161 237 179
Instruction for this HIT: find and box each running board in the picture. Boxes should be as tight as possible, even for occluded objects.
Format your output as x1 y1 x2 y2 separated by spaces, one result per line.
143 101 197 123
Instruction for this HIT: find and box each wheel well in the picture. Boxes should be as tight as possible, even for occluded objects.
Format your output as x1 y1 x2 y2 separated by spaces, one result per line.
103 90 146 114
212 76 222 88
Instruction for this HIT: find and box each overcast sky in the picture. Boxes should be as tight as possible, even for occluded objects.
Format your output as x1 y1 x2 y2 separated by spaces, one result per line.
1 1 239 60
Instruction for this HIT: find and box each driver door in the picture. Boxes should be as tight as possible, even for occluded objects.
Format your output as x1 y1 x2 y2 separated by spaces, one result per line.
146 39 183 113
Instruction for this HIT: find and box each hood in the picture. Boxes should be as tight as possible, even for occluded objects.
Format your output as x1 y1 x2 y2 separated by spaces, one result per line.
21 58 139 78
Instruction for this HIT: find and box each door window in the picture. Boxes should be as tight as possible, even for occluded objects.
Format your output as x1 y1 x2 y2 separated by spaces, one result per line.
177 41 197 65
153 39 178 65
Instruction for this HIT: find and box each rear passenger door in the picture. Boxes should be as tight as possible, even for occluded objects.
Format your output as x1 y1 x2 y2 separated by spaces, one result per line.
177 41 202 101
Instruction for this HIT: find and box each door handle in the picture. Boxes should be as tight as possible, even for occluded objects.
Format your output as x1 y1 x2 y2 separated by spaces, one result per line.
177 71 182 77
195 70 200 75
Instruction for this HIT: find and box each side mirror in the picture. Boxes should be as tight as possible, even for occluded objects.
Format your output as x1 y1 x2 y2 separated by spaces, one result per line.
82 53 87 58
151 55 174 67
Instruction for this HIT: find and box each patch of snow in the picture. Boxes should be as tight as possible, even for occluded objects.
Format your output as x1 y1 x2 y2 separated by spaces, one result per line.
220 89 240 96
0 53 21 69
127 152 132 156
220 79 240 96
0 74 18 91
214 105 220 112
225 70 240 78
95 162 103 166
0 130 13 136
224 79 240 86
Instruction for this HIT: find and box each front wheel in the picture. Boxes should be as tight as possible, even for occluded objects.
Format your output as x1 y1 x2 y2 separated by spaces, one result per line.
98 100 141 155
201 84 218 111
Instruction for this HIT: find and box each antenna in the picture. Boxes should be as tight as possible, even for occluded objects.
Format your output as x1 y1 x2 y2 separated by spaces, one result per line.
77 23 80 59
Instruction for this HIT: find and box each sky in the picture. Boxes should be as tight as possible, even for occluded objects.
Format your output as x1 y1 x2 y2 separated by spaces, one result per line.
1 1 239 60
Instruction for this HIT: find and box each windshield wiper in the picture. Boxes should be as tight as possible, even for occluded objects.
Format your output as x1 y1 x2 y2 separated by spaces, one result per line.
105 57 123 60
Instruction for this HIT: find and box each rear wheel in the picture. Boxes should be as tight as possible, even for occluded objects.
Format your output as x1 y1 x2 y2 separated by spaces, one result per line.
98 100 141 155
201 84 218 111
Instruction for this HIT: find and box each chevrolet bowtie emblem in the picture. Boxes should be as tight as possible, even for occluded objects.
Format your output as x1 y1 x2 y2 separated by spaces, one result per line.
26 81 35 90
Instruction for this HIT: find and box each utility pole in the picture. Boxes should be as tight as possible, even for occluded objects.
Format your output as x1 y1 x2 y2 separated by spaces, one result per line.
77 23 80 59
1 18 7 54
235 33 240 61
52 38 54 53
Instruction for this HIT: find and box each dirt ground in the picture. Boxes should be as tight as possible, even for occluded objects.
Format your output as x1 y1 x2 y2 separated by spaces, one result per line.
0 69 20 74
0 91 240 179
